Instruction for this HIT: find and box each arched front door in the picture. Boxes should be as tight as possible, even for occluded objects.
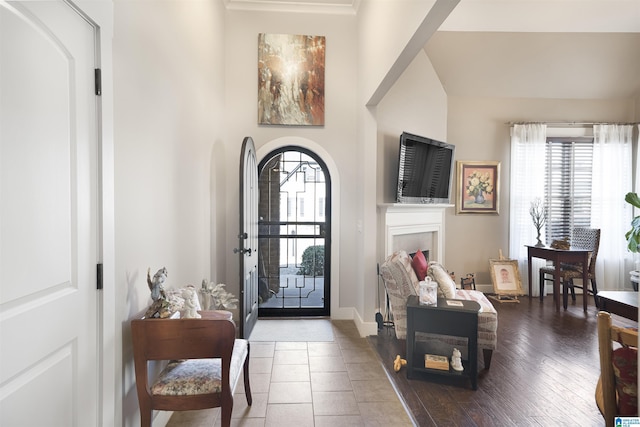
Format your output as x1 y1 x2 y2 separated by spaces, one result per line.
257 147 331 317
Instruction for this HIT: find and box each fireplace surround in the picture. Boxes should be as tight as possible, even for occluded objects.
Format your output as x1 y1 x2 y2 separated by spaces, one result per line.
377 203 452 264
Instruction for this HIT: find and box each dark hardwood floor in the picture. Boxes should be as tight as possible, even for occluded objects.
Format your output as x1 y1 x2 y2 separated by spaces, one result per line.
368 293 636 426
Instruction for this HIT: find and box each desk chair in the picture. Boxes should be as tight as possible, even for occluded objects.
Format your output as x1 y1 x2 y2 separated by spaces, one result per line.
131 317 252 427
539 227 600 308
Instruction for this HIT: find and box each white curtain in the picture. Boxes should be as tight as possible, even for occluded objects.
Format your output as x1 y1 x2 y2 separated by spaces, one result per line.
509 124 547 296
591 124 634 290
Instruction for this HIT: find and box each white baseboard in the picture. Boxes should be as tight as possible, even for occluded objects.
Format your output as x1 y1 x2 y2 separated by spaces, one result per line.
155 410 173 427
331 306 378 337
352 309 378 337
330 306 354 320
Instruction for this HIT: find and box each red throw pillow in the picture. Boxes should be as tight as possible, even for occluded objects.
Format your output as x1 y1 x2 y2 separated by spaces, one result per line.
411 250 428 281
612 345 638 416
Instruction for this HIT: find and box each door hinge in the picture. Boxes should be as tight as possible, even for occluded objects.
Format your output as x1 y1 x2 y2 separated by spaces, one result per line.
94 68 102 96
97 263 103 290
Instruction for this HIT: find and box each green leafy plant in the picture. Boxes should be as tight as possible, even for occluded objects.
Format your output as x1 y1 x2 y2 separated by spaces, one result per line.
298 245 325 276
625 192 640 253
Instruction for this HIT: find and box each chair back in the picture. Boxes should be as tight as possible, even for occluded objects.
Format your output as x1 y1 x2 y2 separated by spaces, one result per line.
572 227 600 275
130 317 239 426
131 317 236 361
596 311 638 426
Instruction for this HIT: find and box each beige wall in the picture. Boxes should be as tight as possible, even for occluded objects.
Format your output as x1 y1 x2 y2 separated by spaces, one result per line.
113 1 226 425
444 96 635 286
377 49 448 207
221 10 359 313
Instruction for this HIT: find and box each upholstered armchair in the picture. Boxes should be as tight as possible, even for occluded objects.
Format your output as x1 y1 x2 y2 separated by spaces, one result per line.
380 250 498 369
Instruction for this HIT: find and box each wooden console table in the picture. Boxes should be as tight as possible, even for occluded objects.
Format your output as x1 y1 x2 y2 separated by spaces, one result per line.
526 245 590 311
406 295 480 390
597 291 638 322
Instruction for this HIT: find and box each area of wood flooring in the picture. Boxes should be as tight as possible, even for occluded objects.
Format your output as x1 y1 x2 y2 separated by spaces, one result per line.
369 294 636 426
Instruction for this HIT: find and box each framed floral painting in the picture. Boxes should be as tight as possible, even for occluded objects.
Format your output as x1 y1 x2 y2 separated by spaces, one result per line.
456 161 500 214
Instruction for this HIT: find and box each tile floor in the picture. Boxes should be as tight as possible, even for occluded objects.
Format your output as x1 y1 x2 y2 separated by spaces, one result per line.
165 320 414 426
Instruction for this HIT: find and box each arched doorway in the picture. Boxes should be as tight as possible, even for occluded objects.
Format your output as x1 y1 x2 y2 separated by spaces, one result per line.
257 147 331 317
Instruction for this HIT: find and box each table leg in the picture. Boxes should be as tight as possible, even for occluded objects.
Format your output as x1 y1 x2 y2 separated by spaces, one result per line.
582 252 588 311
528 252 533 299
555 261 561 311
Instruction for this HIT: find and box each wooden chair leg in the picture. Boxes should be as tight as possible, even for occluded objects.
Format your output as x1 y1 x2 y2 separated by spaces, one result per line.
221 399 233 427
482 349 493 370
562 282 569 309
539 271 545 301
566 278 576 301
140 408 152 427
591 278 599 307
243 349 253 406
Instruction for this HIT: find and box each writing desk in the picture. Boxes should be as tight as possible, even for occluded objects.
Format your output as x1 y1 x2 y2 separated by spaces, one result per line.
526 245 590 311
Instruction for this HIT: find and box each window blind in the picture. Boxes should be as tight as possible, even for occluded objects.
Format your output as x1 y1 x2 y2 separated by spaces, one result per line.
544 137 593 242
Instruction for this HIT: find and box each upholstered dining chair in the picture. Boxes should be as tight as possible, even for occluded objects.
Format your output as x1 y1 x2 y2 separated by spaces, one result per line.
539 227 601 308
595 311 638 426
131 317 252 427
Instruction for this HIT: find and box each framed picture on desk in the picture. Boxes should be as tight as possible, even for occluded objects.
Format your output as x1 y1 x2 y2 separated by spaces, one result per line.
489 259 523 296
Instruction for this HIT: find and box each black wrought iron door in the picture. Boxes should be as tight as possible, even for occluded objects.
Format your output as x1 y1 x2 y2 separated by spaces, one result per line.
257 147 331 317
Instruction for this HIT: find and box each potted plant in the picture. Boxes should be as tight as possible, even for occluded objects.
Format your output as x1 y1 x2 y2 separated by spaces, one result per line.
624 192 640 253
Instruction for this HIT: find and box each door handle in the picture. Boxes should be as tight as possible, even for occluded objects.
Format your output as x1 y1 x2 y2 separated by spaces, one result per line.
233 247 252 255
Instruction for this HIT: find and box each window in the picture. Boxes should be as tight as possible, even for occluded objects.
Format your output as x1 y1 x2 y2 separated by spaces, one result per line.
318 197 325 218
544 137 593 242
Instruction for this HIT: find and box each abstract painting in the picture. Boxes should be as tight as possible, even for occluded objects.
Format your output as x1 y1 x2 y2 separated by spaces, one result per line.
258 33 325 126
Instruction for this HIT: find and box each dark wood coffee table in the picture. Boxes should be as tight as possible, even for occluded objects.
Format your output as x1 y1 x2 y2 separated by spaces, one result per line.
597 291 638 321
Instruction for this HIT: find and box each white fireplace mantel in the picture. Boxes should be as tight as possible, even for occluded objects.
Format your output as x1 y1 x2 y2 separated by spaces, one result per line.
377 203 453 265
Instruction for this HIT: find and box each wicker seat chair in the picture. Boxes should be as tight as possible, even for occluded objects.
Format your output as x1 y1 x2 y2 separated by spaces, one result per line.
539 227 601 309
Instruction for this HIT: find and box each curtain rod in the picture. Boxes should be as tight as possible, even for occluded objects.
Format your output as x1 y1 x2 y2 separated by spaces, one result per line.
507 121 640 127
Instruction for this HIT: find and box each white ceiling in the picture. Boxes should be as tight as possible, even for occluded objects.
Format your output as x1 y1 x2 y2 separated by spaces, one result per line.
226 0 640 100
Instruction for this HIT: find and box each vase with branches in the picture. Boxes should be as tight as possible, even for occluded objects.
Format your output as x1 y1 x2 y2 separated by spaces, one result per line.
529 198 546 247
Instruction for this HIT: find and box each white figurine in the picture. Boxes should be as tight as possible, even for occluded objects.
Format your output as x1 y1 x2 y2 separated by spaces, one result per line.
182 288 201 319
451 348 463 371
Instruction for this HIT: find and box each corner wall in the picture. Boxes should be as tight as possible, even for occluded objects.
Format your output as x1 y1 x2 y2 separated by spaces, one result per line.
445 96 636 287
377 49 448 208
113 1 226 425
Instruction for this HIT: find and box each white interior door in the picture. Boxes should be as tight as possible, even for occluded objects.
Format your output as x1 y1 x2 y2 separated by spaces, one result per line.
0 1 100 426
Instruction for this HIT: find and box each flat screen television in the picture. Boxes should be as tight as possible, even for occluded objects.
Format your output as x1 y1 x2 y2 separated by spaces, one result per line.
396 131 455 204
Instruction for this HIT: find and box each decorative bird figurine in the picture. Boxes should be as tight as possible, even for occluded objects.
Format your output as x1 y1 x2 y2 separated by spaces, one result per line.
147 267 167 301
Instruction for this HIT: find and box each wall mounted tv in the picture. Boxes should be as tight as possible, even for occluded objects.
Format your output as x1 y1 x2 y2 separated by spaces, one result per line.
396 131 455 204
